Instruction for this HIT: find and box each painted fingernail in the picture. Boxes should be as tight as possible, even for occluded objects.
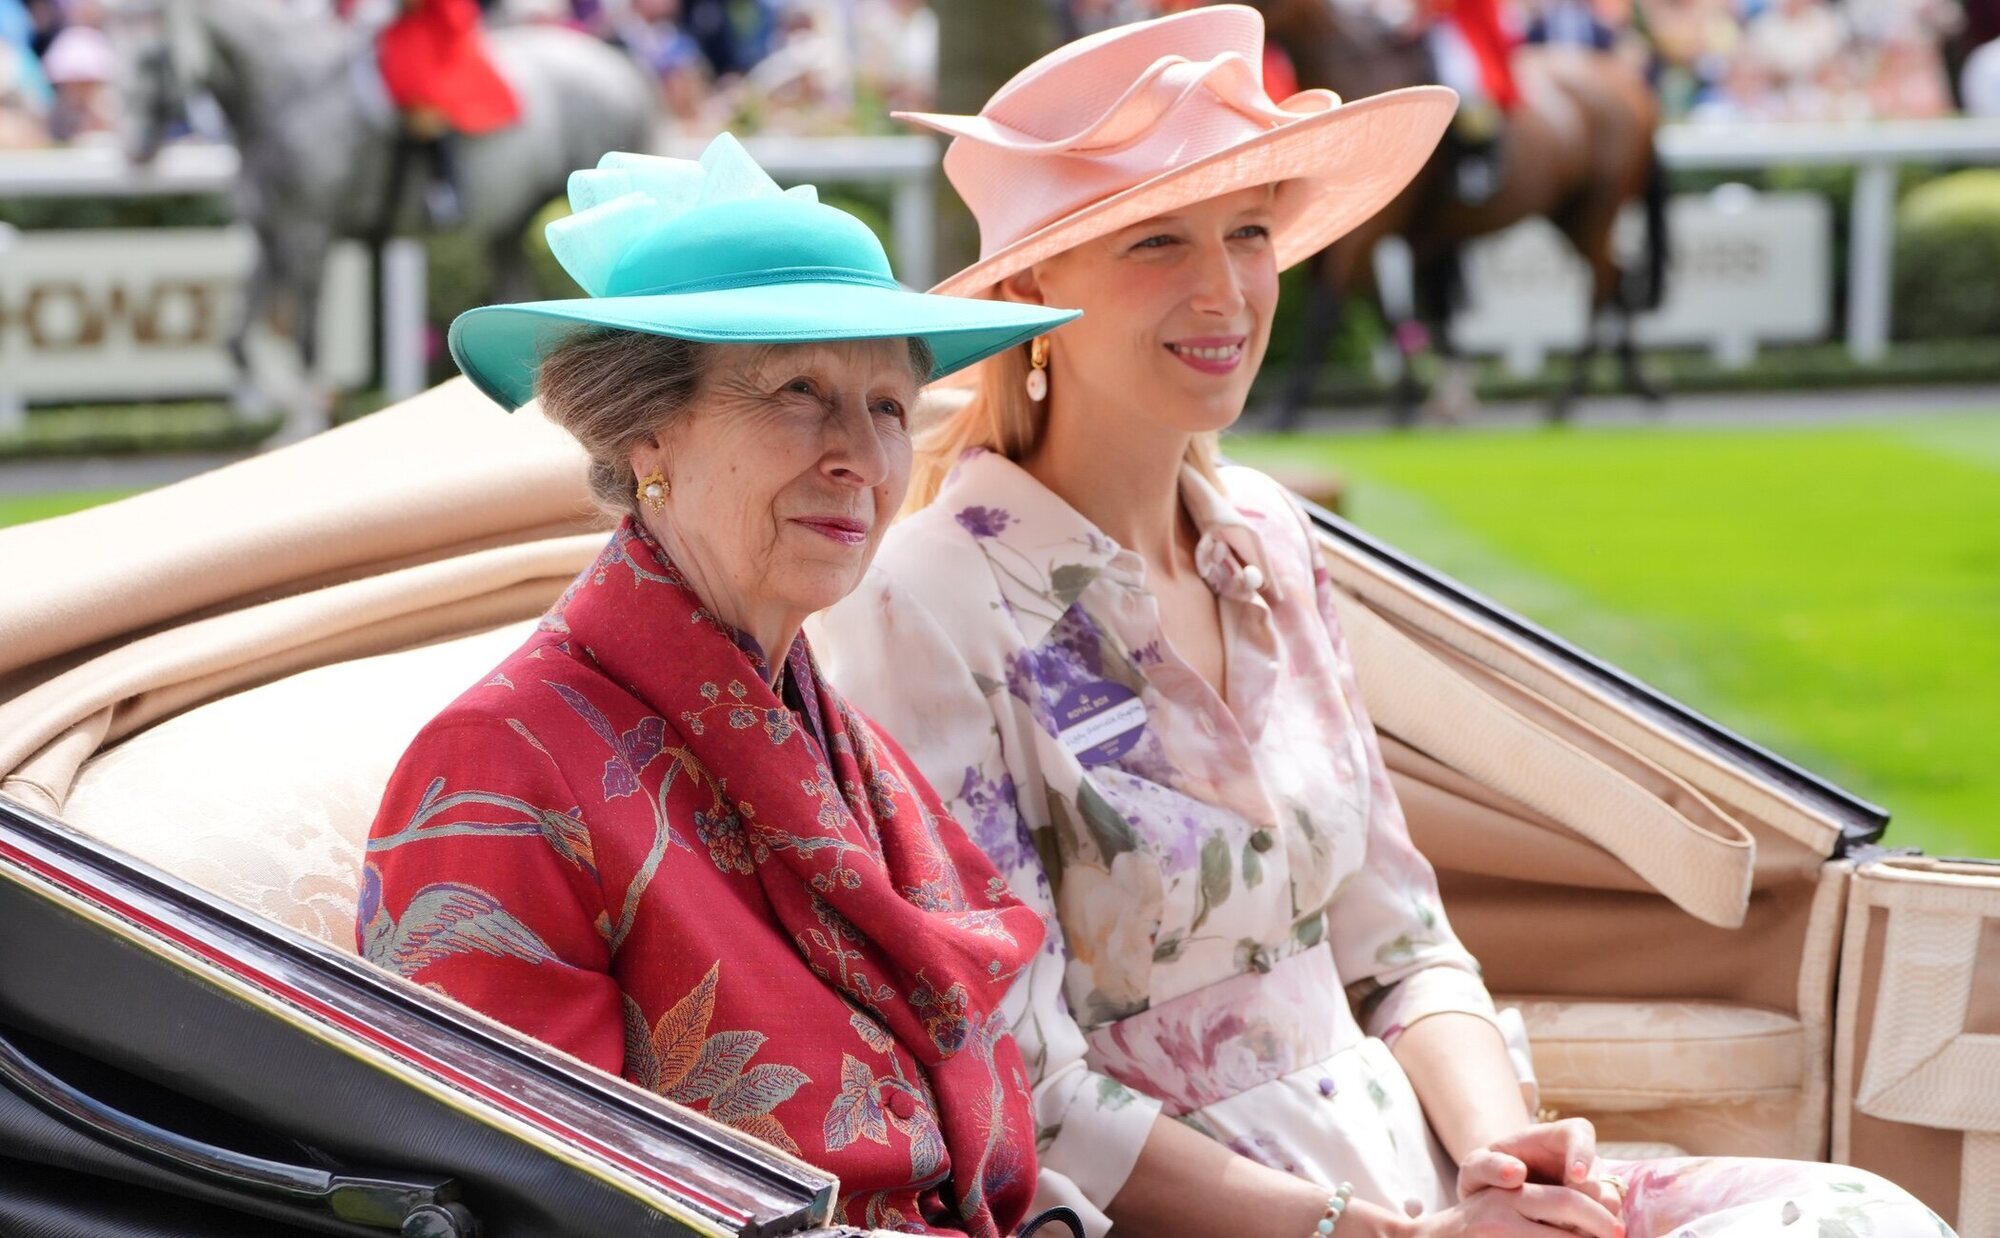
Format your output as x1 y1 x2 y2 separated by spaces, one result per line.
1572 1159 1590 1181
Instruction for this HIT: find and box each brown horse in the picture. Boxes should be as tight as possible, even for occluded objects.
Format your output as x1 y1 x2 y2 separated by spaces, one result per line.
1255 0 1668 425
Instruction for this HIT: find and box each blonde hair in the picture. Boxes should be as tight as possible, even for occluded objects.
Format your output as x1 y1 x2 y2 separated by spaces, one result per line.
905 336 1224 517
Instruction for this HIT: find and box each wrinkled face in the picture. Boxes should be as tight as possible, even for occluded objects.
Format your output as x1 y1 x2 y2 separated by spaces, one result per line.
1012 184 1280 435
636 339 919 640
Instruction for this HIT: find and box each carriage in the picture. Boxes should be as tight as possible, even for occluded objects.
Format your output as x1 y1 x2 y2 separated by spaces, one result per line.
1 379 1994 1235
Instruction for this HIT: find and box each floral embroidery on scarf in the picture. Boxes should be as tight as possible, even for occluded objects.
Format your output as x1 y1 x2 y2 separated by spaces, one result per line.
622 962 811 1155
357 866 565 977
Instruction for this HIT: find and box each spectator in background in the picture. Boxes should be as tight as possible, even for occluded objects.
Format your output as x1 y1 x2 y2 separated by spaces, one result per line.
0 38 51 147
0 0 49 106
1865 28 1953 117
1947 0 2000 105
742 1 852 129
611 0 727 134
372 0 522 224
1524 0 1617 50
1965 32 2000 114
854 0 935 111
1642 0 1742 116
41 20 114 141
681 0 772 76
1744 0 1832 100
24 0 57 56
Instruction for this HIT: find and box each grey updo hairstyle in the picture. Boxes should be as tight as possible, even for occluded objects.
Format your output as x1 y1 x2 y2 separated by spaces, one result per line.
535 328 938 522
536 329 711 521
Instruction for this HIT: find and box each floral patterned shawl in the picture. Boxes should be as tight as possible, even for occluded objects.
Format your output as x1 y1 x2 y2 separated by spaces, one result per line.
361 519 1045 1234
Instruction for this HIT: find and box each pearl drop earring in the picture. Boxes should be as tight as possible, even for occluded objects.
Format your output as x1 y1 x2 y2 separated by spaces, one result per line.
636 468 669 513
1025 335 1050 402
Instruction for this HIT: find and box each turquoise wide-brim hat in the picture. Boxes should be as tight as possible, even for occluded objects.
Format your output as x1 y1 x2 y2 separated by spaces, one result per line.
451 135 1078 411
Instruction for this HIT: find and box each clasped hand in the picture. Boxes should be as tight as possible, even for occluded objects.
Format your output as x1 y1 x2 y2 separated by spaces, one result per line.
1437 1118 1627 1237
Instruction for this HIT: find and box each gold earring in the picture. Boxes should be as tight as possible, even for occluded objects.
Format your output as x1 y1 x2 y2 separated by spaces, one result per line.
636 468 668 513
1025 336 1050 402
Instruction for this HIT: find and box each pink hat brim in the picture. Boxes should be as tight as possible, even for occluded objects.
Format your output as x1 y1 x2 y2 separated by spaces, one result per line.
920 84 1457 299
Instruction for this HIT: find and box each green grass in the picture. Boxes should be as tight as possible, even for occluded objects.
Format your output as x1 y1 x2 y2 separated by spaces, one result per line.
0 403 280 459
0 489 138 528
1227 410 2000 859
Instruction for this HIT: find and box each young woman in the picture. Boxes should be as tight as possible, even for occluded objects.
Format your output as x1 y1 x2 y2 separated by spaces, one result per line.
812 8 1954 1237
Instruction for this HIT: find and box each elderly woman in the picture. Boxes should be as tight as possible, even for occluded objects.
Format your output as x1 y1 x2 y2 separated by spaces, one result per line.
812 9 1954 1238
359 136 1077 1237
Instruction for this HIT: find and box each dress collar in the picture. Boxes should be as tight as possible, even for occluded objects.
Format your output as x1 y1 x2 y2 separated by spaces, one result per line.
932 448 1279 644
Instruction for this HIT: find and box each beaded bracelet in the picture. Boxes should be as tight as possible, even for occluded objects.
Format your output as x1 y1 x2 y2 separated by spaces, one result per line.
1311 1183 1355 1236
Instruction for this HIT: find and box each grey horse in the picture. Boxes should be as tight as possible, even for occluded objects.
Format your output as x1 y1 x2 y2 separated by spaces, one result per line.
112 0 654 437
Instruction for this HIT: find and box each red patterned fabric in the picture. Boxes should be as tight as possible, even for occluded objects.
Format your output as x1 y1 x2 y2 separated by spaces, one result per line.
375 0 520 134
361 520 1045 1234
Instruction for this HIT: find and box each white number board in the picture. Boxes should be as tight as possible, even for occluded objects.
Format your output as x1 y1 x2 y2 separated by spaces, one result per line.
1445 190 1832 373
0 227 370 403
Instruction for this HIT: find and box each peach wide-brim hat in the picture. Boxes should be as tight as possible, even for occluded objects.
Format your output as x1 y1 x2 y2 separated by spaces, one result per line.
900 4 1457 299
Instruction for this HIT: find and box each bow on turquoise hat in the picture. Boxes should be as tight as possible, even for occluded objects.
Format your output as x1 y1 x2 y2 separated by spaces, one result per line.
450 134 1079 412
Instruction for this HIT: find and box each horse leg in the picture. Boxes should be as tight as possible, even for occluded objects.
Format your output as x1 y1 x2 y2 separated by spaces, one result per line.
1416 248 1475 425
1554 310 1600 424
1272 249 1342 431
267 224 334 442
229 228 282 421
1389 316 1425 429
486 212 541 307
1613 296 1663 408
292 229 338 434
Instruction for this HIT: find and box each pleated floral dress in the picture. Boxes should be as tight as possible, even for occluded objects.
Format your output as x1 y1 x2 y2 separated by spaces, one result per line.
812 448 1953 1238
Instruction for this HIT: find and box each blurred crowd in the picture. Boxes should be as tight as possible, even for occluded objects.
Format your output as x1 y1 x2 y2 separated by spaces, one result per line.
0 0 938 148
1 0 1996 152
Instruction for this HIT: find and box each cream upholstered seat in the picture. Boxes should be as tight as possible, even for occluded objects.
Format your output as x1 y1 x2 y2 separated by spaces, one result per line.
1505 996 1804 1110
54 617 1778 1165
60 622 535 950
1500 994 1803 1160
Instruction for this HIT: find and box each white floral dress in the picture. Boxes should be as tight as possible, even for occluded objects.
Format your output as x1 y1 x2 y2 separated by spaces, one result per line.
812 450 1952 1238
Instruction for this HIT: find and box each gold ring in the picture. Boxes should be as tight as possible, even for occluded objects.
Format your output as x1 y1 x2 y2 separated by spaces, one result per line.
1599 1174 1627 1203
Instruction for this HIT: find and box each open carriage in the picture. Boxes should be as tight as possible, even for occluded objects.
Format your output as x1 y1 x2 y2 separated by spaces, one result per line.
1 380 1993 1236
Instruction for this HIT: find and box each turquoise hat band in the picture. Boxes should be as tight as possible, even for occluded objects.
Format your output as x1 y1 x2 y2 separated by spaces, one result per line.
450 283 1076 412
449 135 1080 412
620 264 901 299
604 198 893 296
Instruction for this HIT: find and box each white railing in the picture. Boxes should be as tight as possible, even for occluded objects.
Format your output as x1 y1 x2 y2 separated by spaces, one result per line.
3 120 1995 386
0 135 940 282
1656 117 2000 362
0 135 940 417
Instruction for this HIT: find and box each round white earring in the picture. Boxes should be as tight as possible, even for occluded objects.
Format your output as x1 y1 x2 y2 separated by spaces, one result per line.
1025 335 1050 402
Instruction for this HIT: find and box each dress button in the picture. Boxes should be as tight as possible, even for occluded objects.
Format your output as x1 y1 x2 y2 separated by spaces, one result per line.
1250 829 1275 853
885 1088 917 1121
1240 565 1265 593
1317 1076 1337 1098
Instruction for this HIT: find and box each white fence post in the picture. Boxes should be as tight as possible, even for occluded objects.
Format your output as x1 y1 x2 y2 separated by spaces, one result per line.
0 222 18 433
381 239 428 402
1847 160 1899 365
893 170 936 290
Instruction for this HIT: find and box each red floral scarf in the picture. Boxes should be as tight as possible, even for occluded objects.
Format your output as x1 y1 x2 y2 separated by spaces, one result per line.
558 520 1045 1234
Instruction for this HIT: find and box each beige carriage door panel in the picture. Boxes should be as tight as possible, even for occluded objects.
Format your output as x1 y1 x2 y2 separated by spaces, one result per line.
1833 857 2000 1234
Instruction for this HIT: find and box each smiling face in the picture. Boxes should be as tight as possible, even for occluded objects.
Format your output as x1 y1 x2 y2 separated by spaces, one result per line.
633 339 920 656
1006 184 1280 436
